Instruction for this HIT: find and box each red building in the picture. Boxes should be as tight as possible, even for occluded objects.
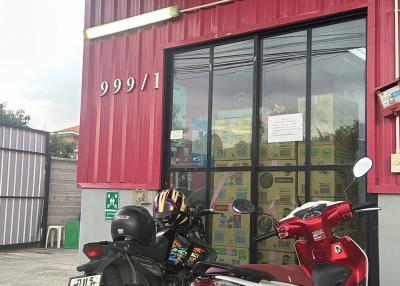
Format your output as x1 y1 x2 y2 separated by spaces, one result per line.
77 1 400 284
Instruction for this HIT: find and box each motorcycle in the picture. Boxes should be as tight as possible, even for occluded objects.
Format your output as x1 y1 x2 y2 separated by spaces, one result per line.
192 157 379 286
68 205 220 286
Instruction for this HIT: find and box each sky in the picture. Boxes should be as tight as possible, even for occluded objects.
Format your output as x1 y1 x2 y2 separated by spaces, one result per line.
0 0 85 132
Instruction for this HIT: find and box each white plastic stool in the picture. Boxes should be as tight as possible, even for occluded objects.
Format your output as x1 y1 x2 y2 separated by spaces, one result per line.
45 225 65 248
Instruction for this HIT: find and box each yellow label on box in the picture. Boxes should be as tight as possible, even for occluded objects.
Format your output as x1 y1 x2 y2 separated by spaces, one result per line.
212 172 251 203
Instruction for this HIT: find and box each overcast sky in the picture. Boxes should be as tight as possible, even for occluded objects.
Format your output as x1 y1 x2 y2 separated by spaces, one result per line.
0 0 85 131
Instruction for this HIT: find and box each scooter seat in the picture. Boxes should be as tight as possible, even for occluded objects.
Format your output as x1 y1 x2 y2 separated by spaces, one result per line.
239 264 314 286
206 264 314 286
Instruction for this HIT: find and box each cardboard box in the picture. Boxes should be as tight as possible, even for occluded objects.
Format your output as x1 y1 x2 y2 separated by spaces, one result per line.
214 117 252 160
257 249 297 265
258 171 298 205
214 159 251 167
298 170 350 198
259 142 297 160
298 94 359 146
259 158 298 167
212 208 251 248
213 246 250 265
212 172 251 203
298 143 356 165
257 203 296 251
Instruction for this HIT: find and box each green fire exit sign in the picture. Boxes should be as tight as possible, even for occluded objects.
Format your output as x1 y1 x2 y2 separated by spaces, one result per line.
105 192 120 221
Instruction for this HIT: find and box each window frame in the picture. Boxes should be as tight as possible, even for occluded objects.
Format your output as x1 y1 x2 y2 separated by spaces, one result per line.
163 12 377 276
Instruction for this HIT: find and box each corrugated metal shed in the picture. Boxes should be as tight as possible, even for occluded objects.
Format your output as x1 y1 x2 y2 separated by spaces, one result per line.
78 0 400 193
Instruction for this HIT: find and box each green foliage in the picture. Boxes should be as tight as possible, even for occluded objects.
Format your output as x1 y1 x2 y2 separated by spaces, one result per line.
0 103 31 127
50 134 77 159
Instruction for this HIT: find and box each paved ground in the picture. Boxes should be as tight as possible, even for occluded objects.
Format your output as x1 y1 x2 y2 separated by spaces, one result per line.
0 248 80 286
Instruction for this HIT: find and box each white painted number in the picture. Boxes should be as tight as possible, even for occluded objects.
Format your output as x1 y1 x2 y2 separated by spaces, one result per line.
126 77 135 93
100 81 109 96
99 72 159 97
113 79 122 94
154 72 160 89
141 74 149 91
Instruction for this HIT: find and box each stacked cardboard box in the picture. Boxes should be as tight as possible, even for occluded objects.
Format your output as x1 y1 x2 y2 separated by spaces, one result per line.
211 171 251 261
213 246 250 265
297 170 351 199
298 94 359 146
214 117 252 164
212 209 251 248
298 143 356 165
258 170 298 206
257 203 296 252
259 144 298 166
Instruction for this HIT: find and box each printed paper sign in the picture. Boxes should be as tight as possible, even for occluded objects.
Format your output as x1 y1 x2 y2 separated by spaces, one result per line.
268 113 303 143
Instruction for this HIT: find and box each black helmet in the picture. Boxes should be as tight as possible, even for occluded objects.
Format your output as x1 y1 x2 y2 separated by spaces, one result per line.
111 205 155 245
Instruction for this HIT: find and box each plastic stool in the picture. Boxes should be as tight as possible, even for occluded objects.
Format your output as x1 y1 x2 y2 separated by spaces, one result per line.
45 225 65 248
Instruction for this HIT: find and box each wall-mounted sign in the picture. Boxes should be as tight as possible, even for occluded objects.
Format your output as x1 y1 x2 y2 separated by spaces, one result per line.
105 191 120 221
100 72 160 97
268 113 303 143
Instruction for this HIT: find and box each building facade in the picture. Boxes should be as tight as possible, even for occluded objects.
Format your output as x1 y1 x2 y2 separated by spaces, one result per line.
78 1 400 284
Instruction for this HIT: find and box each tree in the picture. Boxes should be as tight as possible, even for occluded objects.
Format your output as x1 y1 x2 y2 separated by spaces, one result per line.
0 103 31 127
49 134 77 159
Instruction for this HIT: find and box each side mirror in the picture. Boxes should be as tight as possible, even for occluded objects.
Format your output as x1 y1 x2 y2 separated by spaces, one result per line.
232 199 255 214
353 157 373 178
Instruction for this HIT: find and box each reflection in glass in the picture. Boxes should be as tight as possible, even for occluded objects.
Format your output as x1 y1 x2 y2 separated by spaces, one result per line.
309 170 366 249
171 49 210 168
212 40 254 167
260 31 307 167
257 171 304 265
211 171 251 264
169 172 206 208
311 19 366 164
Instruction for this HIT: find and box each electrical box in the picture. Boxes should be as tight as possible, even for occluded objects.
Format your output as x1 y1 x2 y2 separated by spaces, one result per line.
376 79 400 118
133 191 150 204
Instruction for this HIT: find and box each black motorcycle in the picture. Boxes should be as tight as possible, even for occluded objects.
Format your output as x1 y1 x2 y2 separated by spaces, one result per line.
68 205 219 286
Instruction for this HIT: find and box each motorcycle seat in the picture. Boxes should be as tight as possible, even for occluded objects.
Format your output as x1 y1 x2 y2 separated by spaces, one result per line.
239 264 314 286
206 264 314 286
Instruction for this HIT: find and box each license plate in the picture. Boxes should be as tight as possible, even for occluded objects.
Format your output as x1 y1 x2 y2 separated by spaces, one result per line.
69 274 102 286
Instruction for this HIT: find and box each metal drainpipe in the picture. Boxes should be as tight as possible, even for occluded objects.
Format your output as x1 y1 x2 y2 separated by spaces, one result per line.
180 0 236 13
395 0 400 153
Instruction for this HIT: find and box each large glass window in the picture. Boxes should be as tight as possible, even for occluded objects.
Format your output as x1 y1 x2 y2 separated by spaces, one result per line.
260 31 307 167
212 40 254 167
171 49 210 168
167 18 368 266
311 19 366 163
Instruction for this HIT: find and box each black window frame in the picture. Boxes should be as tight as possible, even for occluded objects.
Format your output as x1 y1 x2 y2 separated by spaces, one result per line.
162 9 379 285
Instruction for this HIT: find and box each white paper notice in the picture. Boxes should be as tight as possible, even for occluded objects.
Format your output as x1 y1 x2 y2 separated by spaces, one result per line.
268 113 303 143
170 130 184 140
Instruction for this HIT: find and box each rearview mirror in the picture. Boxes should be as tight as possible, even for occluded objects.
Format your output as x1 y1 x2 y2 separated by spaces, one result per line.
353 157 373 178
232 199 255 214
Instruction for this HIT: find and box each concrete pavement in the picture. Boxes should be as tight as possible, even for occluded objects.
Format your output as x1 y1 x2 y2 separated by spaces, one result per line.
0 248 80 286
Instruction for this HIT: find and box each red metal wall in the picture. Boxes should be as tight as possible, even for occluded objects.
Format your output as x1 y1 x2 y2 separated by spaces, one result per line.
78 0 400 193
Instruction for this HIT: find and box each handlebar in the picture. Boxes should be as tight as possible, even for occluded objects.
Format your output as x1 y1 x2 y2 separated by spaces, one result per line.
351 201 377 212
254 229 278 242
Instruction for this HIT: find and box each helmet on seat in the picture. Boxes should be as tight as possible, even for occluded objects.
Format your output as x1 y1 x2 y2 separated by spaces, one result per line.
111 205 155 245
153 188 189 228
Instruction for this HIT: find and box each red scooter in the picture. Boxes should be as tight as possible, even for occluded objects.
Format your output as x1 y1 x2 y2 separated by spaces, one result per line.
192 157 379 286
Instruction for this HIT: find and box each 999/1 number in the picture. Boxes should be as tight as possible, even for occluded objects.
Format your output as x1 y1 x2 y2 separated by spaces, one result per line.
100 73 160 97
